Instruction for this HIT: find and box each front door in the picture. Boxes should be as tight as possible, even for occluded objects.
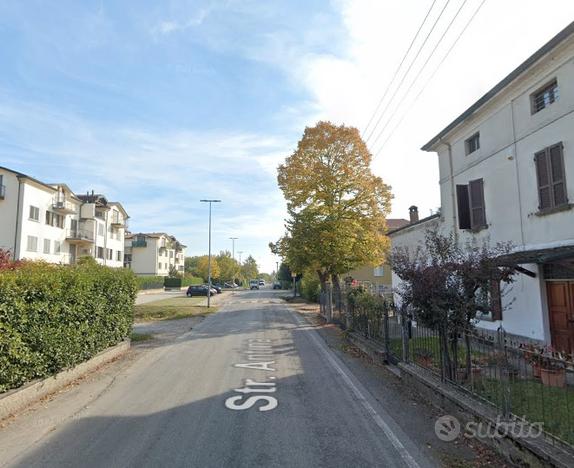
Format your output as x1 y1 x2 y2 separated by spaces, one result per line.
547 282 574 353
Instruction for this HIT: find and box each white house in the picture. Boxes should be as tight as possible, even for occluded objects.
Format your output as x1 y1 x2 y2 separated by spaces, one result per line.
124 232 186 276
0 166 129 268
391 22 574 352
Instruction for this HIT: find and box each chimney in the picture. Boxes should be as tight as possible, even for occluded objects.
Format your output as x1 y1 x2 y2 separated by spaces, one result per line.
409 205 419 223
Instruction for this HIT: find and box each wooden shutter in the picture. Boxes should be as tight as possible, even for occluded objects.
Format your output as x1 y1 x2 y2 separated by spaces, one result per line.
549 143 567 206
535 149 552 210
490 280 502 321
469 179 486 229
456 185 471 229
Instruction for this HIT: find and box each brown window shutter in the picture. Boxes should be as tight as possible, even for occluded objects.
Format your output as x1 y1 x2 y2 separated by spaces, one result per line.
534 149 552 210
549 142 568 206
490 279 502 321
456 185 471 229
469 178 486 229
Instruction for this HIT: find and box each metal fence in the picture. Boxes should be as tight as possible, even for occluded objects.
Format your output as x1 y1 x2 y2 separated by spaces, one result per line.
319 284 574 448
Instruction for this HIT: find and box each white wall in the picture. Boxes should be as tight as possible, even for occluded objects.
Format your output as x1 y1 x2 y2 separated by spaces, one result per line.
0 169 20 253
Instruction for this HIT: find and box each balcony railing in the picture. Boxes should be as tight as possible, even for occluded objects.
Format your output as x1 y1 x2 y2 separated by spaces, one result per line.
52 196 76 213
66 229 95 243
132 239 147 248
0 184 5 200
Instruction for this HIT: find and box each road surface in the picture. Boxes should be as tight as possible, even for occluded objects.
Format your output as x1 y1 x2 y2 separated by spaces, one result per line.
0 288 436 468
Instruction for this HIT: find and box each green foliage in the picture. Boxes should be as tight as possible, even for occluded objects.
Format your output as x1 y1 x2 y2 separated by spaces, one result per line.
0 262 136 393
215 251 240 282
164 277 182 288
182 275 203 287
135 276 165 290
301 274 321 303
240 255 259 281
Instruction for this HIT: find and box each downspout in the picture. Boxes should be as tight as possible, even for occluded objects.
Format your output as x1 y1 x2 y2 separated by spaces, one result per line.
13 178 23 259
510 98 525 246
440 138 459 244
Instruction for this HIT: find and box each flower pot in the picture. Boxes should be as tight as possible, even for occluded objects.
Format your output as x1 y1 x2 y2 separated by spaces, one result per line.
532 363 541 379
540 368 566 388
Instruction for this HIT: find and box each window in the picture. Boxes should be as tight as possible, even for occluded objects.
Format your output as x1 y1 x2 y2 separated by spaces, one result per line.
29 205 39 221
531 79 558 114
158 262 162 270
107 248 113 260
54 241 61 254
27 236 38 252
43 239 51 254
373 266 385 277
45 211 64 228
456 179 487 230
465 133 480 155
117 251 122 261
535 142 568 211
477 280 502 321
98 224 104 236
97 247 104 259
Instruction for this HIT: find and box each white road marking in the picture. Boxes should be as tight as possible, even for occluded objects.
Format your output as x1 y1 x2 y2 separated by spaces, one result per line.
293 314 421 468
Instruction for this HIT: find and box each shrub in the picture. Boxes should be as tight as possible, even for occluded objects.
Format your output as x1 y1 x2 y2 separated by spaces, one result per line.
301 275 321 303
182 275 203 287
135 275 165 290
164 277 182 288
0 262 137 393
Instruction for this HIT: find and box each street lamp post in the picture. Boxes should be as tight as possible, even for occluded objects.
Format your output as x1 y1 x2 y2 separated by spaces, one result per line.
229 237 238 286
238 251 244 264
200 199 221 308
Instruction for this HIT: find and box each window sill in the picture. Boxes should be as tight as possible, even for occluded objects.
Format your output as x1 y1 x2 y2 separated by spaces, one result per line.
535 203 572 217
462 225 488 233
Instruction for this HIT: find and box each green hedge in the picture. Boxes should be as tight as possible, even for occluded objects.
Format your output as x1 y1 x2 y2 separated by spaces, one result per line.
182 275 203 287
135 275 165 290
0 262 137 393
164 277 182 288
301 275 321 303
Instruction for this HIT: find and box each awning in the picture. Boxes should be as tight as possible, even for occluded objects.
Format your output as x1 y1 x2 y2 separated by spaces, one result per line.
498 245 574 266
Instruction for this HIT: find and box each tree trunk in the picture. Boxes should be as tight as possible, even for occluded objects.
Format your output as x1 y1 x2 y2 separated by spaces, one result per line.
332 273 342 310
317 270 329 293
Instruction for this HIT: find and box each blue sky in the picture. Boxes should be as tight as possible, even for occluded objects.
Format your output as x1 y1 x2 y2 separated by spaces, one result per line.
1 1 574 272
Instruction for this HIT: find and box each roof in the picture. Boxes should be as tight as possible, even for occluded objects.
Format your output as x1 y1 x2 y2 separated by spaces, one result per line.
387 213 441 236
386 218 410 230
0 165 59 193
109 202 129 218
421 21 574 152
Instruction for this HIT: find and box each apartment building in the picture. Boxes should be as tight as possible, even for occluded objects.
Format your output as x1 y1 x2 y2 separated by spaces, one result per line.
392 22 574 351
124 232 186 276
0 166 128 267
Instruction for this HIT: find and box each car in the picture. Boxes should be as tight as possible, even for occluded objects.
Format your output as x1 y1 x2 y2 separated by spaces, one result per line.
259 279 265 286
272 282 281 290
224 282 238 288
212 284 222 294
249 279 260 290
186 285 212 297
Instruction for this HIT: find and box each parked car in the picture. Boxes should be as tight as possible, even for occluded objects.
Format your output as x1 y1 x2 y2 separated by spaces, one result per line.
212 284 222 294
224 282 238 288
186 285 212 297
249 279 260 290
272 282 281 290
259 279 265 286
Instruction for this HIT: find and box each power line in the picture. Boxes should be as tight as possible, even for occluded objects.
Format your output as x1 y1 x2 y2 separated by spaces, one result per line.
364 0 452 145
369 0 470 150
361 0 438 137
374 0 488 155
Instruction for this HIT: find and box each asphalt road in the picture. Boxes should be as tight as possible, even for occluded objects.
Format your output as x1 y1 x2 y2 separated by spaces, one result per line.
0 288 435 468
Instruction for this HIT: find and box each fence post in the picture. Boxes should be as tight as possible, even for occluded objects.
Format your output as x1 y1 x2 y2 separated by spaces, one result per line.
401 307 410 363
496 326 512 418
326 281 333 323
383 309 390 361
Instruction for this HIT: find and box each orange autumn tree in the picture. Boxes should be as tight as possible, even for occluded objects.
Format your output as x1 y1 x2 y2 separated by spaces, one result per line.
274 121 392 292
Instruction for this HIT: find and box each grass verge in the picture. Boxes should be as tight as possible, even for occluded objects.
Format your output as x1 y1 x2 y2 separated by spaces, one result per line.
134 296 217 322
130 332 154 342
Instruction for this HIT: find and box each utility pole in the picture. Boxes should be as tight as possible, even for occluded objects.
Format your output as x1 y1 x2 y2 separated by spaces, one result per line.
229 237 238 260
238 250 244 264
200 199 221 308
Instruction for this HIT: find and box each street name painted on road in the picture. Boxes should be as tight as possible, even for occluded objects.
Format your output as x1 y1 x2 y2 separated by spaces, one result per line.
225 338 278 412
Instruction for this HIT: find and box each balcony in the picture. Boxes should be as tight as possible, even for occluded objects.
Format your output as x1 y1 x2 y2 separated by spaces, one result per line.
110 216 126 229
0 184 5 200
52 196 76 214
66 229 95 244
132 239 147 248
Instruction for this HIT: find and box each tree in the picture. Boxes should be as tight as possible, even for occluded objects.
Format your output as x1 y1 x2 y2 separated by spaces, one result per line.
241 255 258 281
274 121 392 292
391 229 517 380
184 256 199 275
196 255 220 282
216 251 240 282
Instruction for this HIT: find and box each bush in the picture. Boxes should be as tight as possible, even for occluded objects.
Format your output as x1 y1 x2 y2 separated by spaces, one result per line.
135 275 165 290
0 262 137 393
164 277 182 288
182 275 203 287
301 275 321 303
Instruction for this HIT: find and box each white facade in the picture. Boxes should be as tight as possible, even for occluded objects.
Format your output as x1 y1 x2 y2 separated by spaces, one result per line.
393 24 574 346
0 166 128 267
124 233 186 276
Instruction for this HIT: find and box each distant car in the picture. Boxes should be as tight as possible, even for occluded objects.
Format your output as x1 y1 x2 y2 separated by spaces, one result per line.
212 284 222 294
259 279 265 286
272 282 281 290
224 282 238 288
186 285 212 297
249 280 260 290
